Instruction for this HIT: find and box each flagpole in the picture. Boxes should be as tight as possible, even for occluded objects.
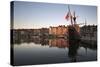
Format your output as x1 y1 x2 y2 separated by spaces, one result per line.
68 5 73 26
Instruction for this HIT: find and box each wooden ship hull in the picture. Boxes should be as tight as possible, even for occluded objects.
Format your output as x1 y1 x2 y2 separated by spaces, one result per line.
67 24 81 42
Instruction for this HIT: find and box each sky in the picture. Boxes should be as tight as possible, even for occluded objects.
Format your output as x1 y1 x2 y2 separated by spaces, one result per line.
13 1 97 29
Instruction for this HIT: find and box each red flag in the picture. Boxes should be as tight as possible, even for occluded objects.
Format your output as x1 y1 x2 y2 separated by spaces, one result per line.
65 12 69 20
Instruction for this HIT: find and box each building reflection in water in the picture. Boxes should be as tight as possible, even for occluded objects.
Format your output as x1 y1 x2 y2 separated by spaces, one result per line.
12 36 97 62
49 38 69 48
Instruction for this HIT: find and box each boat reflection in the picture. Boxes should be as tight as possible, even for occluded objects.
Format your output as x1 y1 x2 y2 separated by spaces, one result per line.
68 40 80 62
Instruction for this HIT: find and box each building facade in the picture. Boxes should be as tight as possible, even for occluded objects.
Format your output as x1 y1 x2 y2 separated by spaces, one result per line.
49 25 68 37
80 25 97 41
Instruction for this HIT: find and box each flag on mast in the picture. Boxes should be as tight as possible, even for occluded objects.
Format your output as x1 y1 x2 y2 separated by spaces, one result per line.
65 11 70 20
65 5 72 21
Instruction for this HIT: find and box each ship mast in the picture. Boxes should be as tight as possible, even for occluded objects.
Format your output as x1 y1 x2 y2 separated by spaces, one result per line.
65 5 78 26
68 5 73 26
73 11 77 24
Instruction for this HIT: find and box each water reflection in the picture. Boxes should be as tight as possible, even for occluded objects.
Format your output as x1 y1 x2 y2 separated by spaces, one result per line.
12 36 97 65
68 41 80 62
49 38 69 48
13 36 97 50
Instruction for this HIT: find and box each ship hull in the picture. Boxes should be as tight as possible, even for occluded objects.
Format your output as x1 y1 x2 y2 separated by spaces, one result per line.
68 25 81 42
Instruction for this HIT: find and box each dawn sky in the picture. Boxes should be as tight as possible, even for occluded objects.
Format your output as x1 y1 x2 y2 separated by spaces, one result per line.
13 1 97 29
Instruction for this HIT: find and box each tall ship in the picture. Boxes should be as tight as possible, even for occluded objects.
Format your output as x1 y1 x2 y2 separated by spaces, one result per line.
65 6 81 42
